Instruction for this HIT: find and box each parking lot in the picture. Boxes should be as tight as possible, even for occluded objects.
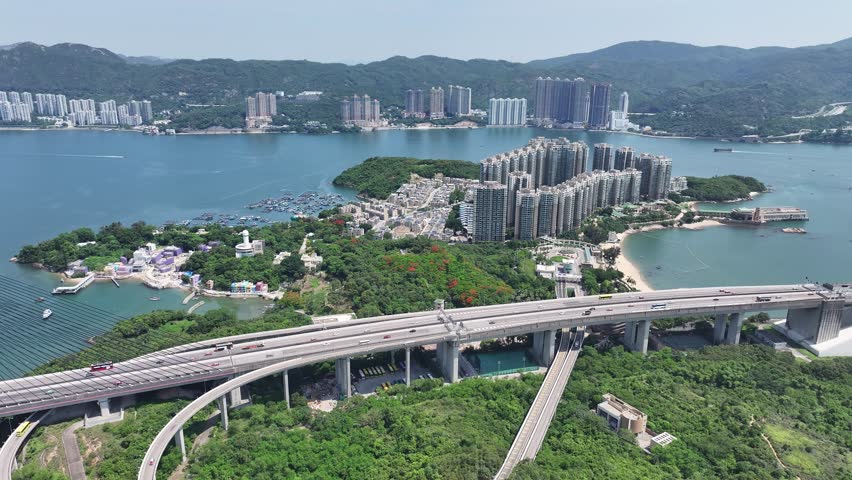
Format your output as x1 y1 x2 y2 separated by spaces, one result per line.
352 358 435 394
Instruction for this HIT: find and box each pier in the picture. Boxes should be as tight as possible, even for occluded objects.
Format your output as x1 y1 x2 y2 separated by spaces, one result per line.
182 292 196 305
111 278 120 288
51 274 95 295
188 301 205 314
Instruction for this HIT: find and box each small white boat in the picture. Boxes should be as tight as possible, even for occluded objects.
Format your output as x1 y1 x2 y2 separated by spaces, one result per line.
149 296 160 301
42 309 53 320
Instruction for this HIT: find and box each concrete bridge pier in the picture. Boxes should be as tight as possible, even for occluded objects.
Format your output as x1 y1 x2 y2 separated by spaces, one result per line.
437 340 459 383
98 398 110 417
633 320 651 354
713 314 728 344
282 370 290 409
405 348 411 386
725 313 743 345
218 396 229 431
174 428 187 462
787 298 846 344
225 374 251 409
623 321 637 350
531 330 557 365
335 357 351 398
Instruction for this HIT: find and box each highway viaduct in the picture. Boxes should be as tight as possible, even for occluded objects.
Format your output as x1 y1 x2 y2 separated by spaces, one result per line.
0 284 847 479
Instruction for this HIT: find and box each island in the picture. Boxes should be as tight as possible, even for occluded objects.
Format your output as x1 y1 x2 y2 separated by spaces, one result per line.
671 175 767 202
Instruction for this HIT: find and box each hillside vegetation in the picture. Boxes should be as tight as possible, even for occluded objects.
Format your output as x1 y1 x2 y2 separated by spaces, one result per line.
512 345 852 480
680 175 767 202
333 156 479 199
3 39 852 136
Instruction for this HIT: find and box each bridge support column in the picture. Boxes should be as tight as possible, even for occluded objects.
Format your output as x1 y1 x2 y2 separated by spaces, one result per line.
405 348 411 386
630 320 651 354
532 330 557 365
225 374 251 409
437 340 459 383
283 370 290 409
713 314 728 344
335 357 351 398
98 398 110 417
623 321 637 350
787 298 845 344
725 313 743 345
174 428 187 463
218 395 229 431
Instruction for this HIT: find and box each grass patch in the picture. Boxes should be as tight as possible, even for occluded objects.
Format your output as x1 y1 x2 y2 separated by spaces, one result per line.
158 319 194 333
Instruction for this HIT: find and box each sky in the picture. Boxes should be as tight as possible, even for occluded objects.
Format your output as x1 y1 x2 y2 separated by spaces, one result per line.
3 0 851 64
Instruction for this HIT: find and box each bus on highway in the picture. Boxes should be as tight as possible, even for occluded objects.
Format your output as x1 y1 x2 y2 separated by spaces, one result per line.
598 295 613 300
15 421 31 437
756 296 772 302
90 361 114 372
650 303 667 311
214 342 233 352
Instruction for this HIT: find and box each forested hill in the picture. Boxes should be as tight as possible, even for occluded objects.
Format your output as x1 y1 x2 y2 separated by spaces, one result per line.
333 157 479 199
2 39 852 136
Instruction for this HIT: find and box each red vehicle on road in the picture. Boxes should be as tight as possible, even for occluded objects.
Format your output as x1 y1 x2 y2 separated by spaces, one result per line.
90 362 113 372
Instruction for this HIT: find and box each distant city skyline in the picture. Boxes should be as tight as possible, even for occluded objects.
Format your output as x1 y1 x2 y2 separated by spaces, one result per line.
2 0 851 64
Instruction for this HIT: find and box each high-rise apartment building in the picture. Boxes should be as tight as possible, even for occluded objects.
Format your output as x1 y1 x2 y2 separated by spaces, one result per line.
533 77 596 127
474 138 662 241
614 146 635 170
619 91 629 115
245 93 276 119
472 182 507 242
592 143 615 171
340 94 381 125
514 188 539 240
7 92 20 104
141 100 153 122
429 87 444 119
488 98 527 126
0 92 6 102
588 83 612 129
637 154 673 200
506 171 533 228
568 78 589 125
446 85 471 116
21 92 33 113
404 89 425 117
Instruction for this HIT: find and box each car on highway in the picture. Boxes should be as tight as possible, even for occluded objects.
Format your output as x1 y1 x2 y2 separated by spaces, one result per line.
241 343 264 350
409 329 416 333
383 335 391 339
90 361 113 372
208 362 220 367
489 320 496 325
113 380 123 386
582 310 591 316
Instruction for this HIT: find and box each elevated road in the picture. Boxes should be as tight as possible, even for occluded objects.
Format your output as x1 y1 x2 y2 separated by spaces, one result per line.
494 328 584 480
0 410 51 479
0 284 837 418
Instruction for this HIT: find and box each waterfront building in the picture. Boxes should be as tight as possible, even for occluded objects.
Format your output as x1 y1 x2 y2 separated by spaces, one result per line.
7 92 20 104
588 83 612 129
245 92 276 119
472 182 506 242
533 77 564 123
488 98 527 126
670 176 688 193
619 91 629 115
446 85 471 116
568 77 590 126
592 143 615 171
429 87 445 119
614 146 635 170
0 92 6 102
404 89 425 117
141 100 154 122
341 94 381 126
637 154 672 200
21 92 33 113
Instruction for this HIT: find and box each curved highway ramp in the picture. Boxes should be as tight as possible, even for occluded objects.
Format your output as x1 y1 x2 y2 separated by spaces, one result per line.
494 328 585 480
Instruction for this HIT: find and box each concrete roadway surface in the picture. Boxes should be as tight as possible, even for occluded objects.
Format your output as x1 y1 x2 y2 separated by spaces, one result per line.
0 409 51 479
494 328 585 480
0 284 831 419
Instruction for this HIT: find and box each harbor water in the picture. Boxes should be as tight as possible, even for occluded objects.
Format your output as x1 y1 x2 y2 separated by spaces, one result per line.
1 128 851 375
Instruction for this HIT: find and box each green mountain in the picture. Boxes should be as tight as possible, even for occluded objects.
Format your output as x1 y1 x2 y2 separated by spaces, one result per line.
1 39 851 136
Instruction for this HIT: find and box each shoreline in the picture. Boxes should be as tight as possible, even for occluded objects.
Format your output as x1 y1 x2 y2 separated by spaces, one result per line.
614 218 726 292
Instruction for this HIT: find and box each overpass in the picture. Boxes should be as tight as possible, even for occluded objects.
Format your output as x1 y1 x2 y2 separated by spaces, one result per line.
0 284 844 478
0 284 846 421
